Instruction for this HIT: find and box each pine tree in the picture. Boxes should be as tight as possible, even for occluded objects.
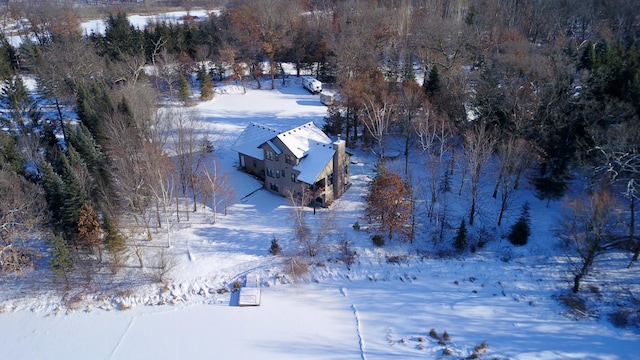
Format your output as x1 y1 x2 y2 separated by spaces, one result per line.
61 160 87 241
423 66 440 96
40 159 65 232
179 75 191 104
453 218 467 252
269 237 281 256
50 233 73 287
104 216 126 257
199 67 214 101
2 76 32 132
579 40 596 70
0 36 16 80
508 202 531 246
0 131 25 174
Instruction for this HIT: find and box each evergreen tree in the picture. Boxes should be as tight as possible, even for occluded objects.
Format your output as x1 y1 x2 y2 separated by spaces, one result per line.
579 40 596 71
508 202 531 246
423 66 440 96
104 217 126 273
269 237 281 256
40 159 65 232
75 84 101 140
322 106 345 136
99 12 144 60
533 172 569 207
0 131 25 174
199 66 214 101
453 218 467 252
66 124 107 180
0 36 16 80
179 75 191 104
50 233 73 287
1 76 33 133
61 158 88 241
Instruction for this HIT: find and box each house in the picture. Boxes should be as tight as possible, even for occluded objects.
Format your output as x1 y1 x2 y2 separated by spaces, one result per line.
232 122 351 206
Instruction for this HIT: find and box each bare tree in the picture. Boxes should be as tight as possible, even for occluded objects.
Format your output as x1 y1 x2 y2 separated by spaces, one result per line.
493 136 535 226
397 80 425 174
0 168 46 273
200 159 235 224
219 47 248 93
169 108 208 217
590 120 640 266
415 104 454 221
462 123 496 225
556 189 624 293
286 186 315 256
361 80 396 160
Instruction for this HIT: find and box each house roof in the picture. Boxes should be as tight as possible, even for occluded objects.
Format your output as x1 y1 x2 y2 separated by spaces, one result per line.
294 142 335 184
231 123 280 160
233 122 337 185
276 122 332 158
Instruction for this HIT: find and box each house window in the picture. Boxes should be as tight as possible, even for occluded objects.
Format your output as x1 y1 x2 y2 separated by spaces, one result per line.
266 150 274 161
269 183 279 192
253 159 257 168
328 173 334 186
275 154 279 161
285 154 296 165
276 169 280 178
282 170 285 178
291 173 297 182
267 168 274 177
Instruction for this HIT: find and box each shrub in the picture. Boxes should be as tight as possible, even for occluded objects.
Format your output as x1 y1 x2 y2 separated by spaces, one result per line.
339 236 356 269
508 202 531 246
558 294 587 317
232 280 242 292
473 341 489 355
352 221 361 230
386 255 407 264
286 256 309 281
372 234 385 247
269 237 282 256
477 226 494 248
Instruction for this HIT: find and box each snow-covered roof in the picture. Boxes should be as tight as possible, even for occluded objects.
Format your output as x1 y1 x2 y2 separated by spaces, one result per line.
294 142 336 184
266 140 282 154
231 123 280 160
276 122 332 158
233 121 335 185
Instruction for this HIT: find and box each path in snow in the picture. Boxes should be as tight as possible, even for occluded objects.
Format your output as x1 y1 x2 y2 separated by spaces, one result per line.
342 286 366 360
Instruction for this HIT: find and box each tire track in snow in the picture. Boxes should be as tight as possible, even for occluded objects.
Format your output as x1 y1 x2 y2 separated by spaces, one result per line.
342 287 365 360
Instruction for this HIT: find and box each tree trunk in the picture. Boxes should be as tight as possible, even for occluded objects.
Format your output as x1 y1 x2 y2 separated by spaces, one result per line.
629 196 639 267
469 197 476 225
55 98 67 144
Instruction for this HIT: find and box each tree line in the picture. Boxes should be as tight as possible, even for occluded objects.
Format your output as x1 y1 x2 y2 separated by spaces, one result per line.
0 0 638 295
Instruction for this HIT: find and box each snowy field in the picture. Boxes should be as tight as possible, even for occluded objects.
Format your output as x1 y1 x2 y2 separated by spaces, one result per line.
0 77 638 360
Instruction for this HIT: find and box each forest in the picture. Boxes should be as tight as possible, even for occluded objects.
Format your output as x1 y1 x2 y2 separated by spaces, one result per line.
0 0 638 306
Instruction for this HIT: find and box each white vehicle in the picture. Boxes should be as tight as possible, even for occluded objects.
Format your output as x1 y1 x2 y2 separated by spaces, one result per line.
302 76 322 94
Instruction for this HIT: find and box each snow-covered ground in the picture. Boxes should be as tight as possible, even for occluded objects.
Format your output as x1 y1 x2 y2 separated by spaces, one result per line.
0 76 638 359
4 9 216 48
